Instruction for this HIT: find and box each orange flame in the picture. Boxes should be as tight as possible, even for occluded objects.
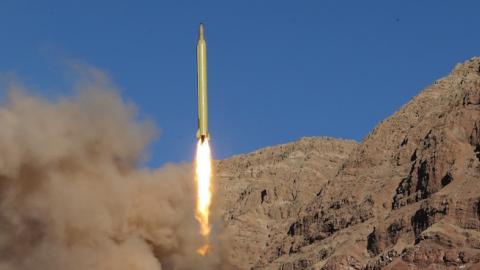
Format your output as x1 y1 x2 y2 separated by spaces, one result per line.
195 138 212 255
197 244 210 256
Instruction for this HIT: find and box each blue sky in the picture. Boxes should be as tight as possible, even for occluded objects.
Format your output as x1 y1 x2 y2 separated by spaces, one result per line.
0 1 478 166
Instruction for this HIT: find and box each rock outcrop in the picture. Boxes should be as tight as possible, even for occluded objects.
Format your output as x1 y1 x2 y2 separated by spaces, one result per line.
217 57 480 269
215 137 358 269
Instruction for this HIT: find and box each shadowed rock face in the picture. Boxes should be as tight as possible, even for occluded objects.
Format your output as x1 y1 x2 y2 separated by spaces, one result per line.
217 57 480 269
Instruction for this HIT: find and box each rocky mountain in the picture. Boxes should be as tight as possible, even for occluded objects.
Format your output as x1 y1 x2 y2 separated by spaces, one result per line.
215 137 358 269
216 57 480 269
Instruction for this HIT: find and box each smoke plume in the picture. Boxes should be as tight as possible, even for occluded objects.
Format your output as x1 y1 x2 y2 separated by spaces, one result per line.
0 67 230 270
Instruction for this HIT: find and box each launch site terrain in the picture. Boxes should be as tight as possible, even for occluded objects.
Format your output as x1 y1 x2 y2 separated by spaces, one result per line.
216 57 480 270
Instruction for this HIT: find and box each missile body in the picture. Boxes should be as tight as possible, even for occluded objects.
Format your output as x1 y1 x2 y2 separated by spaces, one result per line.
197 23 209 142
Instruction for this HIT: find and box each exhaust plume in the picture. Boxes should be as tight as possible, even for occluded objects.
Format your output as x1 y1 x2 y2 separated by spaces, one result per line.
195 138 212 255
0 67 230 270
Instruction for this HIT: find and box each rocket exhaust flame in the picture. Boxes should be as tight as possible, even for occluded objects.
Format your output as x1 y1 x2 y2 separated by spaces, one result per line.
195 138 213 255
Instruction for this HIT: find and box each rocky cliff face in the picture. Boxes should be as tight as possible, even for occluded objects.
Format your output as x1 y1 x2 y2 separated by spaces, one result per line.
217 57 480 269
215 137 358 269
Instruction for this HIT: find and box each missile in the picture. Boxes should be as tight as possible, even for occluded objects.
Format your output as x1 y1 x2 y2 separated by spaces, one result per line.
196 23 209 142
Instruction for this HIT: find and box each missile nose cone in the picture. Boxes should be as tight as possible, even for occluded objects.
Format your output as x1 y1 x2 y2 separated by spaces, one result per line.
199 23 205 40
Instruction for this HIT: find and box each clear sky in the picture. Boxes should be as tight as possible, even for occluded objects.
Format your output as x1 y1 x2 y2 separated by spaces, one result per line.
0 1 479 166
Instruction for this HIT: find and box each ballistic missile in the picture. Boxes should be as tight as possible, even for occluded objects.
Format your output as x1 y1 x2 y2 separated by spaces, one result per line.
197 23 209 142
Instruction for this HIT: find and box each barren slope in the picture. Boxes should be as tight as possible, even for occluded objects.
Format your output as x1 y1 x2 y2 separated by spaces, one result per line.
218 57 480 270
263 57 480 269
215 137 358 269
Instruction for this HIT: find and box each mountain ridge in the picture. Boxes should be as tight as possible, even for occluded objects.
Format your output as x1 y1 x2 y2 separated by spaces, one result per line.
218 57 480 269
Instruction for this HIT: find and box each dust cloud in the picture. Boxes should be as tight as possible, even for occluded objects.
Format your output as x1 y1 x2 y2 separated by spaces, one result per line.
0 67 231 270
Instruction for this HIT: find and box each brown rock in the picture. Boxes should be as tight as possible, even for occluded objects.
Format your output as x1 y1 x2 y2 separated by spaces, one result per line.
215 137 358 269
218 57 480 269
